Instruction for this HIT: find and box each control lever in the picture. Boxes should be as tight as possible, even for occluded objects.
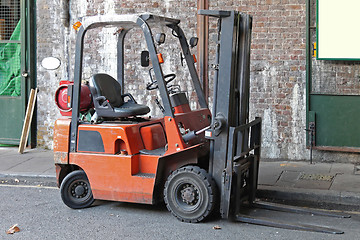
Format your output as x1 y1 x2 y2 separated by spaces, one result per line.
182 126 211 143
182 113 227 142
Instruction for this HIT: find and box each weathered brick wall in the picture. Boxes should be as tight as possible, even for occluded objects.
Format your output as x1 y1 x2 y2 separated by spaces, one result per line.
312 61 360 95
35 0 359 162
36 0 64 148
208 0 308 159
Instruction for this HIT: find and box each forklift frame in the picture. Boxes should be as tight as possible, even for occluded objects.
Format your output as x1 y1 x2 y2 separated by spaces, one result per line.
69 13 208 153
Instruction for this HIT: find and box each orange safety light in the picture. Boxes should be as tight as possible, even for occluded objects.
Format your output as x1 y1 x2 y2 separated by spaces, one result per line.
73 21 82 31
157 53 164 64
193 54 197 63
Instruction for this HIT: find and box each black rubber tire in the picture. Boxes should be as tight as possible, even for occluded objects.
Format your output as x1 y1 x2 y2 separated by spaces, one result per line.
164 166 218 223
60 170 95 209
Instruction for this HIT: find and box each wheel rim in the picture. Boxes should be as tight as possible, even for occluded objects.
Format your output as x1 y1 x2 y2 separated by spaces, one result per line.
175 182 201 212
68 179 92 204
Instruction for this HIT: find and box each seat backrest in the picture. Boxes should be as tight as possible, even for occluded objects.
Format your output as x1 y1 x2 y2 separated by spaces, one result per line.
92 73 123 107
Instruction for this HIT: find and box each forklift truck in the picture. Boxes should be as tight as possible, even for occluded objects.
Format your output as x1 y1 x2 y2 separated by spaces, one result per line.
53 11 348 233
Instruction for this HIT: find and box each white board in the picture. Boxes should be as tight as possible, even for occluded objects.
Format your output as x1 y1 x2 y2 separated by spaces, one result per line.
317 0 360 60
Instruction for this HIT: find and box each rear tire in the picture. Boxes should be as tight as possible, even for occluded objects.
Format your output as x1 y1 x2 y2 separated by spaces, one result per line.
164 166 218 223
60 170 95 209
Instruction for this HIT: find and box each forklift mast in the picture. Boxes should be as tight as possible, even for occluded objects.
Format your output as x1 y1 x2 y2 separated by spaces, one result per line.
200 10 262 219
199 11 347 235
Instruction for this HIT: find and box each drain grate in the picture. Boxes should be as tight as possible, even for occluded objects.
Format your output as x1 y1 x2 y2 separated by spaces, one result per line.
299 173 334 182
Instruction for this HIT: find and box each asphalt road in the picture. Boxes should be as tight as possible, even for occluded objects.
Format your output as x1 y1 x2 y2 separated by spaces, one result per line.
0 183 359 240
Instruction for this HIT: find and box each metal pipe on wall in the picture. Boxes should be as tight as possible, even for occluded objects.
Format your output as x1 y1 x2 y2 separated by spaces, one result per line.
197 0 209 102
305 0 311 148
60 0 70 81
60 0 70 28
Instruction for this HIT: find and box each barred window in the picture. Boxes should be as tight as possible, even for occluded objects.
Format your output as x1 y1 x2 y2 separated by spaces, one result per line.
0 1 21 96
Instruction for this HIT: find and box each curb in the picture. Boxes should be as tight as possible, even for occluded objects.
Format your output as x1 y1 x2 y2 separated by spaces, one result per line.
0 173 56 179
0 173 57 188
257 185 360 210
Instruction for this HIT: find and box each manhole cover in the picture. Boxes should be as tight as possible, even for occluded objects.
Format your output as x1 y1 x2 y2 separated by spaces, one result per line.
299 173 334 182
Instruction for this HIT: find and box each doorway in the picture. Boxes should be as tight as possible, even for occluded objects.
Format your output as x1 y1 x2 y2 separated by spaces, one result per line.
0 0 36 146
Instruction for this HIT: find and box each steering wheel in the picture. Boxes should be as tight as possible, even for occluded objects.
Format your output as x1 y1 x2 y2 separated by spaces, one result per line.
146 73 176 90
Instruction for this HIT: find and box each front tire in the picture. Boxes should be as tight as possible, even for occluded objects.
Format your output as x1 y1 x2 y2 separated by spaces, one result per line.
60 170 95 209
164 166 218 223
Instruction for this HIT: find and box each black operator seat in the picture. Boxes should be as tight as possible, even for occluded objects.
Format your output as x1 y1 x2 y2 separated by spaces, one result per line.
91 73 150 118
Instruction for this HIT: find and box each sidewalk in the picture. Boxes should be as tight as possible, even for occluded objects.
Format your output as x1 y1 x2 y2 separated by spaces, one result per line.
0 147 55 178
0 147 359 209
257 160 360 209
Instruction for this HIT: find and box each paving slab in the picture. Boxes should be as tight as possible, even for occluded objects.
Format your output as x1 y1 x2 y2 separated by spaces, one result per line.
0 156 33 171
257 160 360 209
273 171 300 188
294 179 333 190
0 147 54 177
4 156 53 174
258 165 282 186
330 174 360 193
330 163 355 175
0 148 14 155
280 162 332 174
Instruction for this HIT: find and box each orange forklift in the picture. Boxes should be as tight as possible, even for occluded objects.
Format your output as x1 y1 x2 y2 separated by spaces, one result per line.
53 11 347 233
54 12 218 223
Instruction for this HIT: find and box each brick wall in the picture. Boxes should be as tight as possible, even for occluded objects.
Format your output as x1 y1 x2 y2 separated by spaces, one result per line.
208 0 308 159
36 0 64 148
35 0 360 162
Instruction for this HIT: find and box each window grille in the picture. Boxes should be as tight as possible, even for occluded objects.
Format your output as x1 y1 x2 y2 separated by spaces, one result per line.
0 1 21 96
